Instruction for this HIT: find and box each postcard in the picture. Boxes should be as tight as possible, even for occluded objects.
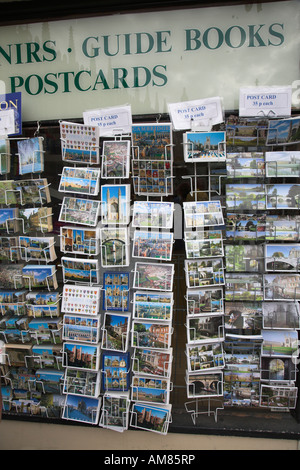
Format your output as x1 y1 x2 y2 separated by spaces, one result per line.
0 264 24 289
225 244 264 272
19 207 53 233
101 184 130 225
224 368 260 407
62 393 101 424
263 274 300 301
14 178 51 205
63 341 100 371
266 184 300 210
266 215 300 242
17 137 44 174
28 317 62 344
101 351 130 392
183 131 226 163
186 342 225 373
184 230 223 259
101 312 130 352
0 138 10 175
226 124 267 147
225 273 263 301
103 271 130 312
265 243 300 272
62 314 101 344
185 258 224 289
186 287 223 316
100 227 129 267
186 371 223 399
262 301 300 330
35 369 65 394
59 197 100 227
0 236 19 261
60 226 99 256
26 291 59 305
226 213 266 241
266 116 300 146
60 121 100 164
133 262 174 292
131 123 173 160
133 291 173 322
187 314 224 344
26 304 60 318
131 376 171 405
183 200 224 229
4 343 32 367
260 357 297 382
132 320 172 350
101 140 130 178
132 348 173 378
132 159 173 196
226 152 265 178
100 395 130 432
61 256 99 285
61 285 101 316
260 384 297 409
132 201 174 229
224 302 262 332
0 208 19 233
63 369 101 398
132 230 173 261
130 403 172 435
32 344 63 369
22 264 57 290
19 236 57 262
59 167 100 196
261 329 298 357
265 151 300 177
226 183 266 210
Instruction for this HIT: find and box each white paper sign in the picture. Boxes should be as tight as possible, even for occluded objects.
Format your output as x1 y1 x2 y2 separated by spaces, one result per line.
239 86 292 117
83 105 132 136
0 109 15 135
168 97 224 130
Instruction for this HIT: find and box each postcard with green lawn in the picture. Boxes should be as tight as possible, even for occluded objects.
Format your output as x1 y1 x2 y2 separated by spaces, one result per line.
226 152 265 178
133 291 173 322
265 151 300 177
61 256 99 285
22 264 58 290
132 201 174 229
133 262 174 292
101 312 130 353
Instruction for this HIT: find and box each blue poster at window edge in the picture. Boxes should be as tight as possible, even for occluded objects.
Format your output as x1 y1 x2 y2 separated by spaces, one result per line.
0 92 22 136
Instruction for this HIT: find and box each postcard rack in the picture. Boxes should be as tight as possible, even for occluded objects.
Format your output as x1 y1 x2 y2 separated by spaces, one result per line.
99 394 131 432
62 369 101 398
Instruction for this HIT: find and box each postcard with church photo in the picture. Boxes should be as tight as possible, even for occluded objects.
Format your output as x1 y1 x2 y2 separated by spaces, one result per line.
101 351 131 392
101 312 130 352
61 256 99 285
131 123 173 161
261 329 298 358
102 271 130 312
262 301 300 330
183 131 226 163
130 402 172 435
131 375 171 405
59 167 100 196
101 184 130 225
132 230 173 261
63 341 100 371
60 226 99 256
101 139 130 179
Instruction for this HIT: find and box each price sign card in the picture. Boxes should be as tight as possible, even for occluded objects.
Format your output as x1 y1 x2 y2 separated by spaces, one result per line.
83 104 132 136
168 97 224 130
239 86 292 117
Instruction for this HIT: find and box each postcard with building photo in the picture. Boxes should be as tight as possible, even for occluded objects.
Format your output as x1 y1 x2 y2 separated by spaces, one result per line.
130 402 172 435
0 180 18 205
0 263 24 289
19 207 53 233
62 393 101 424
265 151 300 177
225 244 264 272
15 178 51 205
101 312 130 352
266 116 300 146
183 200 224 228
226 213 266 241
187 314 224 344
132 230 173 261
262 301 300 330
132 201 174 229
102 271 130 312
100 227 129 267
132 348 173 378
63 368 101 398
186 371 223 399
133 291 173 322
19 236 57 262
185 258 224 289
186 342 225 373
63 341 100 371
132 320 172 350
183 131 226 163
260 384 298 409
226 152 265 178
133 262 174 292
225 273 263 301
61 256 99 285
59 167 100 196
0 138 10 175
265 215 300 242
60 226 99 256
101 139 130 178
22 264 58 290
60 121 100 164
0 208 19 234
59 197 100 227
62 314 101 344
0 236 20 261
226 183 266 211
101 351 130 392
260 357 297 382
224 301 263 332
131 123 173 161
101 184 130 225
100 395 130 431
266 184 300 210
265 243 300 272
26 291 60 318
263 274 300 301
226 120 268 147
131 376 170 405
186 287 224 317
261 329 298 358
224 367 260 408
184 230 223 259
28 317 62 344
17 137 44 175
